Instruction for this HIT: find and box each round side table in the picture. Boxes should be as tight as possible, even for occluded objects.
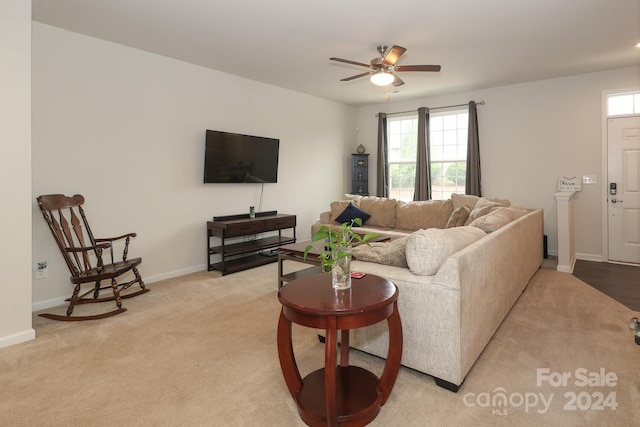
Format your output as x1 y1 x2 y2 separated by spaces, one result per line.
277 273 402 427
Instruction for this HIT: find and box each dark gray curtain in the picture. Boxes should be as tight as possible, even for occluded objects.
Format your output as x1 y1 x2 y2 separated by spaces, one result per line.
414 107 431 200
376 113 389 197
465 101 482 196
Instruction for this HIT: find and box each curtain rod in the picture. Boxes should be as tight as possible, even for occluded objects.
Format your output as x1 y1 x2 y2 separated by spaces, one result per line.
375 101 484 117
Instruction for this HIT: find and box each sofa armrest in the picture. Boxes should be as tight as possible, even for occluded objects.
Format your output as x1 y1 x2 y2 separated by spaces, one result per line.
433 208 544 380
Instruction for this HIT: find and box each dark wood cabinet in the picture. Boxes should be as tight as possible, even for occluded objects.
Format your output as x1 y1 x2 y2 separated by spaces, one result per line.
207 213 296 275
351 154 369 196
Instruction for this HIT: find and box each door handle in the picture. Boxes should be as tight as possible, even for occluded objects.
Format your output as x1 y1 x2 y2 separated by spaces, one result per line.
611 198 623 204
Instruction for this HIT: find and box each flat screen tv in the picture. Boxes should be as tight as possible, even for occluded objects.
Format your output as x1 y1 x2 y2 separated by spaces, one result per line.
204 130 279 183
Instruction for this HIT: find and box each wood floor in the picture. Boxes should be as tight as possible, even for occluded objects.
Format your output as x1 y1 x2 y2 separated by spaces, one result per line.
572 260 640 312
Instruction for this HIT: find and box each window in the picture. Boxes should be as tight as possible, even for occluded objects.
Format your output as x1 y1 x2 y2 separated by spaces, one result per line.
388 115 418 202
387 109 468 201
430 110 468 200
607 92 640 116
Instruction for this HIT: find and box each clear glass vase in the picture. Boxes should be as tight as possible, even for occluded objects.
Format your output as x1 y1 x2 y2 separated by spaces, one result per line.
331 246 352 290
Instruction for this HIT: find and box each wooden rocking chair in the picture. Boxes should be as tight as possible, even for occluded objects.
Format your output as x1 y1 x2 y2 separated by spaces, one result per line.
37 194 149 321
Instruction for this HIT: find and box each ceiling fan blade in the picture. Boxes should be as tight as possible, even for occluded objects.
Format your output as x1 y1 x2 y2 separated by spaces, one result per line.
330 57 371 68
392 74 405 87
395 64 441 72
340 71 373 82
382 45 407 66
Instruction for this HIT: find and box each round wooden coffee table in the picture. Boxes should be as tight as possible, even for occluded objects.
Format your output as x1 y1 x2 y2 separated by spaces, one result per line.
277 273 402 427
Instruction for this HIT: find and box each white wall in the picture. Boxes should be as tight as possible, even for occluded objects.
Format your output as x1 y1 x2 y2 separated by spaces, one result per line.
355 67 640 259
0 1 35 347
31 23 356 308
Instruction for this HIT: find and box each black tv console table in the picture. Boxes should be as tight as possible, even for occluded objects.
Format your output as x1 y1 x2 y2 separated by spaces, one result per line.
207 212 296 275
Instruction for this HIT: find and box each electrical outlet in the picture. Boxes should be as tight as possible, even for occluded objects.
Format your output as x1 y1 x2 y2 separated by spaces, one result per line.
35 261 47 279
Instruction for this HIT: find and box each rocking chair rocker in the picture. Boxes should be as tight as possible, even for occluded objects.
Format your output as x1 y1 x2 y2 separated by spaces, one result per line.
37 194 149 321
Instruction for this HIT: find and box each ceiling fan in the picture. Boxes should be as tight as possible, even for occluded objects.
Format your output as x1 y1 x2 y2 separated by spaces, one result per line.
330 45 441 87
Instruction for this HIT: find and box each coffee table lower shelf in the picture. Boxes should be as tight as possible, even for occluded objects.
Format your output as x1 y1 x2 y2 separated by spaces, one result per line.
297 366 381 426
277 240 326 288
280 265 323 284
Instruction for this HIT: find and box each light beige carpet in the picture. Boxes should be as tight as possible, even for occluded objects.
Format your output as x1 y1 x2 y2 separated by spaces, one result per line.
1 264 638 426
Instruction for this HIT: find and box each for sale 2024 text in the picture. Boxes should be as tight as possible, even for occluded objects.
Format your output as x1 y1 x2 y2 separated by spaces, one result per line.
537 368 618 411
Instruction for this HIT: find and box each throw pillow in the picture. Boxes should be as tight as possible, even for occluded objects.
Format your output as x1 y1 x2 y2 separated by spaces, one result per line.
464 198 502 225
352 237 408 268
469 206 528 233
406 226 486 276
330 200 356 222
335 202 371 226
445 205 471 228
488 197 511 207
451 193 480 211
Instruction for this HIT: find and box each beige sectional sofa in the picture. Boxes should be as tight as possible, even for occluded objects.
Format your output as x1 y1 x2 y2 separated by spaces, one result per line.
312 194 544 391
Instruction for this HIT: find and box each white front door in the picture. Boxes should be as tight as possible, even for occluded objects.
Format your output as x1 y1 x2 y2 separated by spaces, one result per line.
608 116 640 264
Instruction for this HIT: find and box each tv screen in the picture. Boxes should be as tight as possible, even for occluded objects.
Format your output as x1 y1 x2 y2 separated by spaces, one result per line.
204 130 279 183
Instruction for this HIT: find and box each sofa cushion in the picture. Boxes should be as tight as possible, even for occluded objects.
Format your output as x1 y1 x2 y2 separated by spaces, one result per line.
357 196 397 228
406 226 486 276
352 237 408 268
469 206 528 233
445 205 471 228
396 199 453 230
335 202 371 225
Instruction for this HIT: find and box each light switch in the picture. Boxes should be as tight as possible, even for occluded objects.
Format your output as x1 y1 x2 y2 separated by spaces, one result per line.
582 175 597 184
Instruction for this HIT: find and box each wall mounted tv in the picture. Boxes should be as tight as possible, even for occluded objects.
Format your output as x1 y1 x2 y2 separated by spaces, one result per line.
204 130 279 183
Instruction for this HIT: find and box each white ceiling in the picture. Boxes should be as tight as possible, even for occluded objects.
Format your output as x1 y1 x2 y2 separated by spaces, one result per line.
32 0 640 106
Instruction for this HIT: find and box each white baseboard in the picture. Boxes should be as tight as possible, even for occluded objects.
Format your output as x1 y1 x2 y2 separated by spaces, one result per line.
552 252 603 274
32 296 68 312
576 253 603 262
31 264 208 312
557 255 576 274
0 328 35 349
546 251 603 264
144 264 207 283
556 264 574 273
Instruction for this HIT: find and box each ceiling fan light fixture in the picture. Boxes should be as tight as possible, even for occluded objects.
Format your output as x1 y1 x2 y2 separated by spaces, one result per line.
370 71 394 86
330 45 440 88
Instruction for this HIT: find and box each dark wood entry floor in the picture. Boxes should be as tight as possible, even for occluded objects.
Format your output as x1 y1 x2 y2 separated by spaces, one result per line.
572 260 640 312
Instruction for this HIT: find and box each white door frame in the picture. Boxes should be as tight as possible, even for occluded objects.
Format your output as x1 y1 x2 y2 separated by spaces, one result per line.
601 87 640 263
